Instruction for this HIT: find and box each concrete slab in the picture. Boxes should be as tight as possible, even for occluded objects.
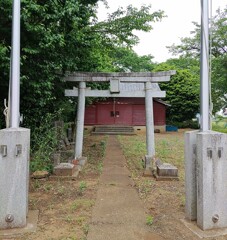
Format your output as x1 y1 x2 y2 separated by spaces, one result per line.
91 187 146 225
88 225 164 240
181 218 227 238
100 166 134 187
87 135 161 240
0 210 39 237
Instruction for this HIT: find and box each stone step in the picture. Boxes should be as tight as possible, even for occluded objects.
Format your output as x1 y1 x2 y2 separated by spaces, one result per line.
92 131 136 135
92 125 136 135
95 129 134 132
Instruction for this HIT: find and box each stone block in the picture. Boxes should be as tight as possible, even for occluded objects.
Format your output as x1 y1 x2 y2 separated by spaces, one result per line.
196 131 227 230
78 156 87 166
184 130 199 221
52 153 61 166
53 163 77 176
157 163 178 177
0 128 30 229
144 155 153 170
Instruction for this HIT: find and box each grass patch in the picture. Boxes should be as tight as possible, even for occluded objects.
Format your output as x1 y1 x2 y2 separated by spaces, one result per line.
71 199 95 211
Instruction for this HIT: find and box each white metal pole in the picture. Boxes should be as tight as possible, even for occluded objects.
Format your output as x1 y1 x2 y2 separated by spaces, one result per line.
200 0 210 131
10 0 21 128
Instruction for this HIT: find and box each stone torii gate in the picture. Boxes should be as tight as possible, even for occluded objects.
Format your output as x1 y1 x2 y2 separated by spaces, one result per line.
64 71 175 173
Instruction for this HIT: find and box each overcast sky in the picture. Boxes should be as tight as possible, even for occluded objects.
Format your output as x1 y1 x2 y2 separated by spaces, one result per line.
98 0 226 63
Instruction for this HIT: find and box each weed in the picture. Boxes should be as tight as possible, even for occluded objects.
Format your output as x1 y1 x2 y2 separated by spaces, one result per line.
57 185 66 195
79 181 87 194
65 215 73 223
75 216 86 226
30 111 64 173
146 215 154 226
29 198 39 209
71 199 94 211
43 183 53 192
97 162 103 174
138 179 154 197
71 202 79 211
83 223 89 235
60 237 78 240
181 195 186 207
32 179 41 190
47 203 54 210
100 140 106 157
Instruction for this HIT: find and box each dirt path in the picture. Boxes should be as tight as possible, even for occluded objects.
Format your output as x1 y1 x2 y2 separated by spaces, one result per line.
87 135 163 240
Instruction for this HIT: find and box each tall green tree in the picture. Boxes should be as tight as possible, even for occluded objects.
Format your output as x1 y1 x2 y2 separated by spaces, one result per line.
168 6 227 112
0 1 164 128
154 63 200 123
109 47 155 72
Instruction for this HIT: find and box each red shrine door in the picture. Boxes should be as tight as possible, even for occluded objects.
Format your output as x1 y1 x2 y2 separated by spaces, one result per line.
97 100 133 125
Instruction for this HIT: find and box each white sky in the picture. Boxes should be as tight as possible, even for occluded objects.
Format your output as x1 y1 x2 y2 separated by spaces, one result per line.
98 0 226 63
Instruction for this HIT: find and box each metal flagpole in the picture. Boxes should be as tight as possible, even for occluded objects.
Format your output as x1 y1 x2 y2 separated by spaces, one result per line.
200 0 210 131
10 0 21 128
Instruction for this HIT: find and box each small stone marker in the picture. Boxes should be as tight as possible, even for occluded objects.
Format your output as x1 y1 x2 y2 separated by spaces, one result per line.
53 163 77 176
64 137 70 149
157 163 178 177
52 153 61 166
78 156 87 167
154 161 178 181
67 128 73 142
31 170 49 179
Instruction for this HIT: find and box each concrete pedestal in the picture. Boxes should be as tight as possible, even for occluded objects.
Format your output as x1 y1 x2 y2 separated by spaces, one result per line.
0 128 30 229
185 130 227 231
197 131 227 230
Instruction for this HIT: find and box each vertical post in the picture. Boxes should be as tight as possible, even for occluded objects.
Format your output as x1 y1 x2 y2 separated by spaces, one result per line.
185 130 199 221
10 0 21 128
145 81 155 170
200 0 210 131
75 82 86 159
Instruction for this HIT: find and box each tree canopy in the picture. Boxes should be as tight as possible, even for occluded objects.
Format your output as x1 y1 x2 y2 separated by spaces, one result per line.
0 1 164 128
168 6 227 112
154 62 200 123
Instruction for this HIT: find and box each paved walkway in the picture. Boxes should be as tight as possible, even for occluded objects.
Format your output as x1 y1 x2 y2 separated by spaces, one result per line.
87 136 163 240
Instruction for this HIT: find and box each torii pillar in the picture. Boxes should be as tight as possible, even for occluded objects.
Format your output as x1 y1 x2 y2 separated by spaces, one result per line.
145 81 155 173
75 82 86 159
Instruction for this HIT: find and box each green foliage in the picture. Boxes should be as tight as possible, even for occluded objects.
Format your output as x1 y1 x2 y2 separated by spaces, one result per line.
212 116 227 133
30 112 63 173
79 181 87 195
0 1 164 130
167 120 199 129
92 5 164 47
167 6 227 112
146 215 154 226
155 63 200 122
109 47 155 72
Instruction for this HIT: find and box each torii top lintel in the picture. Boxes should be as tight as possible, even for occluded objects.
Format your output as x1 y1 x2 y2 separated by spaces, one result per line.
64 70 176 83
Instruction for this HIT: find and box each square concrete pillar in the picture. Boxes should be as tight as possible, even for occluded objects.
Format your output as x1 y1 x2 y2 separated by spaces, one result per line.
196 131 227 230
0 128 30 229
184 130 199 221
